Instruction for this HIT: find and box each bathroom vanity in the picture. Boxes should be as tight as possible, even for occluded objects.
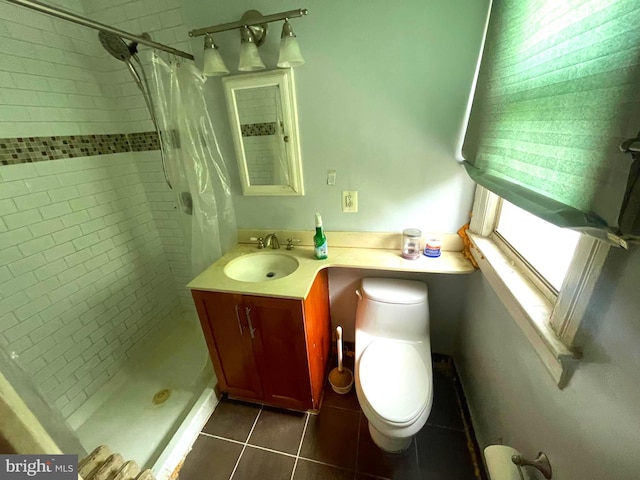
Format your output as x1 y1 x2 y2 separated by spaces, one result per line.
191 270 330 411
189 232 475 412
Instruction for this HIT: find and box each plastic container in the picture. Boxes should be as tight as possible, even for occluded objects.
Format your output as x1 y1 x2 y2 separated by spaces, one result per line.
314 212 328 259
401 228 422 260
423 238 442 257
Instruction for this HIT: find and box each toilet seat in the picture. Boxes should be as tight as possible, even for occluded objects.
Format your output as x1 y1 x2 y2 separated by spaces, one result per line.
358 341 430 425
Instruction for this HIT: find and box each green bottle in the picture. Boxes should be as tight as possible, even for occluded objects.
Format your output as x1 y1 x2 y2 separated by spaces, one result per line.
314 212 328 259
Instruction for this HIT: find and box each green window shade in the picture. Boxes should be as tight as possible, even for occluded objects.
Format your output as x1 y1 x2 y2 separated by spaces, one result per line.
463 0 640 245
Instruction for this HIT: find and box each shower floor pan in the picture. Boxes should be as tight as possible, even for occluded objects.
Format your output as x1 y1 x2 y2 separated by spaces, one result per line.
73 318 216 476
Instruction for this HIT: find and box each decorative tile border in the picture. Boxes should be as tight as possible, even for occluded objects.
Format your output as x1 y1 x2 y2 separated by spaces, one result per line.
0 131 160 166
240 122 277 137
128 131 161 152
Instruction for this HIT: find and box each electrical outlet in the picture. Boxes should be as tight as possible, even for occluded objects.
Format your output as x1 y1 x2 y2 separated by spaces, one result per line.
342 190 358 213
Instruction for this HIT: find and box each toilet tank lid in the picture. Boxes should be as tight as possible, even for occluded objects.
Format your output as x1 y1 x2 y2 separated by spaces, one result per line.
361 278 427 304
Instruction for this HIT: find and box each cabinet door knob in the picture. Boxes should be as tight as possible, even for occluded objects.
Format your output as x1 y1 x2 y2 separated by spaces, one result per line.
235 305 244 336
245 307 256 339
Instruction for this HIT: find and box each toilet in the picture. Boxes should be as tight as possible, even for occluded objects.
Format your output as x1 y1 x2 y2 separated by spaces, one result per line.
354 277 433 453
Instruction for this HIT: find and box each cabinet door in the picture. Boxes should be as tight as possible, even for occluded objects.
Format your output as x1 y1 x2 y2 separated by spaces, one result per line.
192 291 263 401
303 269 331 409
243 295 312 410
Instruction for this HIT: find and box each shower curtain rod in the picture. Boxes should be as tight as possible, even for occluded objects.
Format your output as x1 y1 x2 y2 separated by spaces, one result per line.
4 0 195 60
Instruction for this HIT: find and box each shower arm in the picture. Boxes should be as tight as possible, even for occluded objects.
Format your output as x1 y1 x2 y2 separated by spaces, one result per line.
4 0 194 60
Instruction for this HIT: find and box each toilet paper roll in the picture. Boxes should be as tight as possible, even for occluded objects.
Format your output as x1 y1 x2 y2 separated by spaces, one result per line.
484 445 524 480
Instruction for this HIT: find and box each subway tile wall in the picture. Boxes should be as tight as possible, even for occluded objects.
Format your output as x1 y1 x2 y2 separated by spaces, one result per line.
0 0 122 137
82 0 194 135
243 136 279 186
235 88 281 186
0 0 193 137
0 0 197 419
236 87 278 125
0 154 182 418
135 152 194 312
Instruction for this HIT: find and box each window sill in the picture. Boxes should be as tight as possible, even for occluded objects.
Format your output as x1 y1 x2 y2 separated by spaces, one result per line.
467 231 579 388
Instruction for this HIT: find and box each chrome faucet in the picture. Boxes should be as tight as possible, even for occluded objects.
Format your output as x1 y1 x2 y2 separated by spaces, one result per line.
264 233 280 249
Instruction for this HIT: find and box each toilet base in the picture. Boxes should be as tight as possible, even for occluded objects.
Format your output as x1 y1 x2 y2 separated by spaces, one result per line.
368 422 412 453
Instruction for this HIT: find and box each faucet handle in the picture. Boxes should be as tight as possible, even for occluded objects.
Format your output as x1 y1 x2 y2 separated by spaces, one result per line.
250 237 265 249
286 238 301 250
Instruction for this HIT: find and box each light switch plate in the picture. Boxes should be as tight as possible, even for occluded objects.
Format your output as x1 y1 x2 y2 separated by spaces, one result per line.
327 169 336 186
342 191 358 213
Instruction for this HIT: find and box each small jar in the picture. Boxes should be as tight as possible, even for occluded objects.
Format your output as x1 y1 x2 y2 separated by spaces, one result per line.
424 238 442 258
401 228 422 260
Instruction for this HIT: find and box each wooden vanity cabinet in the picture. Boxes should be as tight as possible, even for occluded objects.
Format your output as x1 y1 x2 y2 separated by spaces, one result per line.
192 270 330 411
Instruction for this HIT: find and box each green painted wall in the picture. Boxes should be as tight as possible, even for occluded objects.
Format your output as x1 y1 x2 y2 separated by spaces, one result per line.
183 0 490 233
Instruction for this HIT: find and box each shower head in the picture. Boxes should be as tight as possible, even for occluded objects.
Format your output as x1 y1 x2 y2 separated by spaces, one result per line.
98 31 144 88
98 30 136 61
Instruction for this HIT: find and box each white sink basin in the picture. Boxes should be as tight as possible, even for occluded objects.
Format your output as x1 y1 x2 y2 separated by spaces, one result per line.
224 252 299 282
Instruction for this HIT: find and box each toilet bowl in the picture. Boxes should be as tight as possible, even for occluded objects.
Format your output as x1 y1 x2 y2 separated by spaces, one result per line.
355 278 433 453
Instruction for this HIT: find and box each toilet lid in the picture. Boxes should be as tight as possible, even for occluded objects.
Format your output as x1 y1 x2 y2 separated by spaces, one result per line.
359 341 429 424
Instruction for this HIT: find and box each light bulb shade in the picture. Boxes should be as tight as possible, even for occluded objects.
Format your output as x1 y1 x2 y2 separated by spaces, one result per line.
277 36 305 68
238 42 265 71
203 46 229 76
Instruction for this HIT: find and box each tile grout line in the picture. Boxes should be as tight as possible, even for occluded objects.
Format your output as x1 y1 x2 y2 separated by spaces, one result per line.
320 403 361 413
353 412 362 480
227 441 247 479
202 432 299 458
289 412 310 480
414 433 420 473
200 432 245 445
227 405 263 480
426 421 466 432
296 456 357 470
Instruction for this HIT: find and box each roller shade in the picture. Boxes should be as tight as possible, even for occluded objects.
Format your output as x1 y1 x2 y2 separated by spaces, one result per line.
463 0 640 245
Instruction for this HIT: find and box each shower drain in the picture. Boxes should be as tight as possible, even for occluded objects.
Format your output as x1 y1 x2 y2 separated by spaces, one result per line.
152 389 171 405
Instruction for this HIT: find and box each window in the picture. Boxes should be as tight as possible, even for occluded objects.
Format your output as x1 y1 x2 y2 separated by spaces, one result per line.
495 199 581 295
467 186 610 388
461 0 640 242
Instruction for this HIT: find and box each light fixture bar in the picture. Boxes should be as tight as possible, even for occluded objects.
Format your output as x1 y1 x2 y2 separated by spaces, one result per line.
5 0 195 60
189 8 308 38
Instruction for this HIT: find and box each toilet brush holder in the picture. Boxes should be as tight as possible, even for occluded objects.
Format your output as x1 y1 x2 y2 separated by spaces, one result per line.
329 367 353 394
328 326 353 394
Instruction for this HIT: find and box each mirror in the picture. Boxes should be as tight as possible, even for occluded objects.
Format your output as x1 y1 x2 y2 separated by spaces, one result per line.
222 70 304 196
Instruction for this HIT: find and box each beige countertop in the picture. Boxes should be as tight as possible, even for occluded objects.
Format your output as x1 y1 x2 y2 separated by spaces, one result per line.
188 242 475 300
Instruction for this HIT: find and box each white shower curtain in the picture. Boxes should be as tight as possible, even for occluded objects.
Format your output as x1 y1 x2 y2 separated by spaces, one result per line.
149 54 236 276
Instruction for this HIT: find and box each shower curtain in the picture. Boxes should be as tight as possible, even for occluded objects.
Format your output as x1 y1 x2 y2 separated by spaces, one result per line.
149 54 236 276
0 348 86 456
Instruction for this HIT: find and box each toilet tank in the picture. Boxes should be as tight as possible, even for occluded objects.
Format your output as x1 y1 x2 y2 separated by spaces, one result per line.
356 278 429 341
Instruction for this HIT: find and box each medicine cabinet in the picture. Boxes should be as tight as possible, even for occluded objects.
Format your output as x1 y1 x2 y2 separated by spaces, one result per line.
222 69 304 196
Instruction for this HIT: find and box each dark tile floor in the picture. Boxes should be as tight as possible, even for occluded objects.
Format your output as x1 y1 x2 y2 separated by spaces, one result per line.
178 355 484 480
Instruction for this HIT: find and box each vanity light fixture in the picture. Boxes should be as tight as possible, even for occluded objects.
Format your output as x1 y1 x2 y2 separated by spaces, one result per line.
277 20 305 68
238 26 265 72
189 8 308 75
202 34 229 76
